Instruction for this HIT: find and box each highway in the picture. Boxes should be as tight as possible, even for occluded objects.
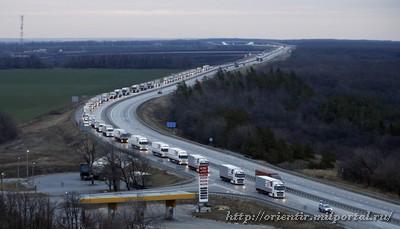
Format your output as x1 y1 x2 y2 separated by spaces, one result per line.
82 45 400 229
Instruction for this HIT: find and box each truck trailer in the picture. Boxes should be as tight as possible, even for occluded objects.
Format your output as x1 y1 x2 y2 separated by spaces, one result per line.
151 141 169 157
255 169 282 181
219 164 245 185
255 175 285 198
130 135 149 151
188 154 208 172
167 147 188 165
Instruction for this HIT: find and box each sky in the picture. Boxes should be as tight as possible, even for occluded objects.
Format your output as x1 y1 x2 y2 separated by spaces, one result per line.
0 0 399 40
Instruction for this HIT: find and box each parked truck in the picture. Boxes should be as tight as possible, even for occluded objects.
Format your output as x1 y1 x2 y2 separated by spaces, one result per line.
151 141 169 157
188 154 208 172
167 147 188 165
80 163 92 180
219 164 245 185
130 135 149 151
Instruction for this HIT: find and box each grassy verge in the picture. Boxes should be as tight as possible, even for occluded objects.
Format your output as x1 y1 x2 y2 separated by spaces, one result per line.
192 195 341 228
0 104 184 189
137 95 400 202
0 68 179 123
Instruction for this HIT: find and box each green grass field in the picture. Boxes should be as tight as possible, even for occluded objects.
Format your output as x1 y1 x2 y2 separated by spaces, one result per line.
0 69 179 123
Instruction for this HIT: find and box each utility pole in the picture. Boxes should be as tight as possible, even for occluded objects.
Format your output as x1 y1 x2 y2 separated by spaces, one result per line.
1 172 4 196
17 156 21 179
20 15 24 50
26 149 29 177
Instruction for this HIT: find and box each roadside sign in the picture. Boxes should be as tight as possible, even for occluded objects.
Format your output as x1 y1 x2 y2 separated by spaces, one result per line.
198 163 208 203
166 122 177 128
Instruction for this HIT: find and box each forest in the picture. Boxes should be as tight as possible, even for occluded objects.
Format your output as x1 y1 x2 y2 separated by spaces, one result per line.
168 40 400 194
0 111 18 144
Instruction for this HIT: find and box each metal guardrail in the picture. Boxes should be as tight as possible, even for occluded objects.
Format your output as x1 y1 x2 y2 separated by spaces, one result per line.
245 173 399 225
208 192 348 227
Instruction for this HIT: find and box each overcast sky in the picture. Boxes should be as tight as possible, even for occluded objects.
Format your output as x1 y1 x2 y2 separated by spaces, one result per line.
1 0 399 40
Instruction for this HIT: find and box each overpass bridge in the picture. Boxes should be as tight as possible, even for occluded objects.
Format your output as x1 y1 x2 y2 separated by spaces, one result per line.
80 190 196 219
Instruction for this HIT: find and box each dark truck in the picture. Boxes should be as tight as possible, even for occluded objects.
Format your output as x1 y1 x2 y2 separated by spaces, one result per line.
80 163 92 180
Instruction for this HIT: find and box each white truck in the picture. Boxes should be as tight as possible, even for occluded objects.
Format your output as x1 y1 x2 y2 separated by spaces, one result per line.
150 141 169 157
167 147 188 165
219 164 245 185
114 89 122 98
139 83 147 91
122 87 130 96
101 93 109 102
131 84 139 93
146 81 154 89
94 121 104 131
188 154 208 172
101 125 114 137
113 129 130 143
255 176 285 198
108 92 116 99
130 135 149 151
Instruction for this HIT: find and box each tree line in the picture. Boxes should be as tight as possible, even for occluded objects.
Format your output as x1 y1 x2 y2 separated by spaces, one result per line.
0 192 158 229
167 67 400 194
0 53 242 69
0 111 18 144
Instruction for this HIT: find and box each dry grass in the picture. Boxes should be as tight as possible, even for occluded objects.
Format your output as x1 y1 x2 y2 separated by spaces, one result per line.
301 167 400 202
0 106 84 178
193 195 342 229
0 105 185 189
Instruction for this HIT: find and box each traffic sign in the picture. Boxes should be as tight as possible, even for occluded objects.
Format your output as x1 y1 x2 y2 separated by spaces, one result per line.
198 163 209 203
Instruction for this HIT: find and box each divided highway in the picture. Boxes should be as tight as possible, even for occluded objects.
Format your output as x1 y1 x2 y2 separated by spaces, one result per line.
82 45 400 229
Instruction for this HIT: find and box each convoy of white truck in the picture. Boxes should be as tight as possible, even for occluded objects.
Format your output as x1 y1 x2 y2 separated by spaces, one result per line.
82 61 286 199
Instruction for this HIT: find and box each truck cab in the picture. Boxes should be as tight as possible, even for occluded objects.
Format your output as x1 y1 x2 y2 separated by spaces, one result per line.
114 89 122 98
104 125 114 137
220 164 245 185
131 85 139 93
122 87 130 96
80 163 92 180
231 169 245 184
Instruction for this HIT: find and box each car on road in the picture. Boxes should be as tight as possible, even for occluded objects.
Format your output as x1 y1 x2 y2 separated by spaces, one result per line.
319 201 333 214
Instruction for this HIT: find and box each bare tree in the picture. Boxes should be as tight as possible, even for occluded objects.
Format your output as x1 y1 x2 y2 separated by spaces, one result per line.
78 135 97 184
131 158 152 189
116 155 152 190
102 146 122 192
119 201 162 229
0 192 55 229
58 192 81 229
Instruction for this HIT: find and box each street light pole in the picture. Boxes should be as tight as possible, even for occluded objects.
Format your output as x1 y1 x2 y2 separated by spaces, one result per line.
17 156 20 179
32 162 36 178
1 172 4 196
26 149 29 177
